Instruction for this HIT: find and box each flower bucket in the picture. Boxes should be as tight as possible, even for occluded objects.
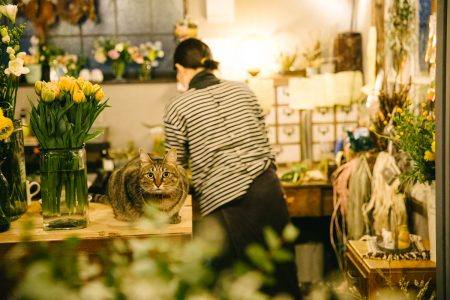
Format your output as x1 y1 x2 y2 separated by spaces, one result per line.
39 147 89 230
0 120 28 220
25 64 42 84
139 61 152 81
112 60 125 80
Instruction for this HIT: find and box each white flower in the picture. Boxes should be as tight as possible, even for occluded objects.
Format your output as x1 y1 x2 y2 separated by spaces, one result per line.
30 35 39 46
154 41 162 50
94 50 107 63
2 35 10 44
6 46 14 55
115 43 124 52
16 52 26 59
5 58 30 76
0 5 18 23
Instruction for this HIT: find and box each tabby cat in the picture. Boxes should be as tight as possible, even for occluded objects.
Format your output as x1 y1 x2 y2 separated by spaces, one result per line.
92 148 189 223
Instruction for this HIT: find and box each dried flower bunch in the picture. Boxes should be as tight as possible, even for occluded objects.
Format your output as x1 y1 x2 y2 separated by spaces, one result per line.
386 0 417 73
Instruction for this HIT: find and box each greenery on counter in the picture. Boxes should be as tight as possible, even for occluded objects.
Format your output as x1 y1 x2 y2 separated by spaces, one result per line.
2 206 300 300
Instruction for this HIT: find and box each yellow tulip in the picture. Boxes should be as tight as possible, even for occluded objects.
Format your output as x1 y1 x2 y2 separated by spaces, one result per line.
58 76 73 92
0 115 13 140
73 89 86 104
94 88 104 101
82 81 93 96
431 141 435 153
41 86 56 102
47 82 60 99
396 107 403 113
34 81 44 96
0 107 3 117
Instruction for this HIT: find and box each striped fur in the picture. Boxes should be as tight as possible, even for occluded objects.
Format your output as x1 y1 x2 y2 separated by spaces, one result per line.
93 148 188 223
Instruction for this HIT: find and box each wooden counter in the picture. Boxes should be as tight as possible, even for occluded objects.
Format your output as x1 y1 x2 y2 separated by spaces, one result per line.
0 200 192 256
282 181 333 217
346 240 436 299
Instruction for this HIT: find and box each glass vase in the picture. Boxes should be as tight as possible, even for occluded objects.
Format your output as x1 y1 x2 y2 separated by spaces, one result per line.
139 61 152 81
0 157 11 232
112 60 126 81
0 120 28 220
39 147 89 230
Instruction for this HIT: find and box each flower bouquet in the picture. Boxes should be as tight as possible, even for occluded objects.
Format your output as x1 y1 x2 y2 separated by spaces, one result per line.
0 3 31 220
129 41 164 80
93 37 132 80
30 76 109 230
391 96 435 186
0 107 13 231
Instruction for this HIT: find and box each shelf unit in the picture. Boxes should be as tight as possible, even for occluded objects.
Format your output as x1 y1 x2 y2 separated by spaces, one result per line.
263 76 359 164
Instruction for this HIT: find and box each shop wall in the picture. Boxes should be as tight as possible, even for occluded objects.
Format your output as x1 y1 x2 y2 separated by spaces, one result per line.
18 0 372 152
187 0 372 80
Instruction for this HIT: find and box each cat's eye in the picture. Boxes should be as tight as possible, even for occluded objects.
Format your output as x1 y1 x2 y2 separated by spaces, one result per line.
162 172 170 178
147 172 154 178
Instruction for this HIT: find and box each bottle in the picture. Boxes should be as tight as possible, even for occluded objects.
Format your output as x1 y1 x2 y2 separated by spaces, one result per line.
20 108 31 137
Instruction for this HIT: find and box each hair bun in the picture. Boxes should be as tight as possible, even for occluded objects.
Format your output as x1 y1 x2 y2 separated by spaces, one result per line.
201 58 219 70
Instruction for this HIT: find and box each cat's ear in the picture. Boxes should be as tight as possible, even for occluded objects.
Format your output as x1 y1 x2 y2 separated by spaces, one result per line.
164 148 178 165
139 148 152 164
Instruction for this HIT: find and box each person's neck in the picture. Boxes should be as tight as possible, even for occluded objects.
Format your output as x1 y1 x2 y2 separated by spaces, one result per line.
185 68 205 84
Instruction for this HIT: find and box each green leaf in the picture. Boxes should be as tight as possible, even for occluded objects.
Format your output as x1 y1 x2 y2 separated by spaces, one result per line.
84 130 104 143
271 248 293 262
245 244 274 274
263 227 281 251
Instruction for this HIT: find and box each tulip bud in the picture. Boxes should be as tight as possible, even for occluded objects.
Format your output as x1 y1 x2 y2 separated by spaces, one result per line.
58 76 73 92
94 88 104 101
0 27 7 37
73 89 86 104
34 81 44 96
6 46 14 55
2 35 10 44
82 81 93 96
47 82 60 99
41 86 56 103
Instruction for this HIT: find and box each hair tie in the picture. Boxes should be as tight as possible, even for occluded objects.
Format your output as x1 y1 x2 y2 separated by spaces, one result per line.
200 57 207 65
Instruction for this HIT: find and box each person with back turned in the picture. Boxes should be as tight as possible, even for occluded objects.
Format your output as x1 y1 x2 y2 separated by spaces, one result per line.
163 38 302 299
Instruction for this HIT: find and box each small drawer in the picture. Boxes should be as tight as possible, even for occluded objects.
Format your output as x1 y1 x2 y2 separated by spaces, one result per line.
278 125 300 144
284 187 322 217
278 106 300 124
276 86 290 105
336 104 358 122
265 106 276 125
272 144 301 164
312 142 334 161
336 123 356 140
312 107 334 123
312 124 335 142
267 125 277 143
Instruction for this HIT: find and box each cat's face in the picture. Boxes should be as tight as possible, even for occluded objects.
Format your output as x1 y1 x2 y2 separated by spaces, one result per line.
139 149 180 194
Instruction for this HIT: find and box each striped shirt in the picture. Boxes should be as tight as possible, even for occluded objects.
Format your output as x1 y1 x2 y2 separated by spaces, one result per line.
163 79 275 216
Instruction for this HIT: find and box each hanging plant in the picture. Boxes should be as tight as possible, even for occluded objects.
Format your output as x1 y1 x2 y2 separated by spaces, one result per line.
385 0 417 75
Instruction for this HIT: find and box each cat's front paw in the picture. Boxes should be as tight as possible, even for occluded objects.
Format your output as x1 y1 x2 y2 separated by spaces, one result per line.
169 214 181 224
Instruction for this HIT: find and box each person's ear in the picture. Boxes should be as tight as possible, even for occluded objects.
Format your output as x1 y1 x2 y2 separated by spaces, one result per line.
175 63 184 74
